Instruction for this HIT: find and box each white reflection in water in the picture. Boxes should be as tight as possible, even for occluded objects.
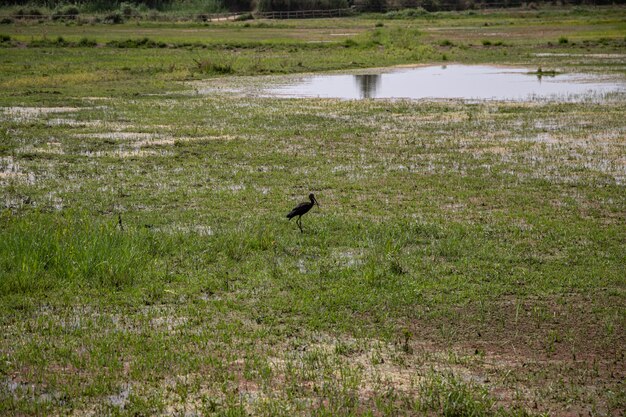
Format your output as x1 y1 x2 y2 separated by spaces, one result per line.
267 65 625 101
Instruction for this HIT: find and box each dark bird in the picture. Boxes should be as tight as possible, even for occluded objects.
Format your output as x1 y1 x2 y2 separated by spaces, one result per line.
287 193 319 233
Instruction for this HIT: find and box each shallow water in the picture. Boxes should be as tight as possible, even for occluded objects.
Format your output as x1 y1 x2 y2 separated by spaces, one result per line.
265 65 625 101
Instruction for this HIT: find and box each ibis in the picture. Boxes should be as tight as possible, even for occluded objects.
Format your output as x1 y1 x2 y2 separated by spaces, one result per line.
287 193 319 233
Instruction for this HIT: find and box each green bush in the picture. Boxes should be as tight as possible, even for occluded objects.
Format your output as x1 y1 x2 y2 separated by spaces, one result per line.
384 7 428 19
120 1 142 17
54 35 68 46
13 8 44 20
256 0 347 12
104 11 124 23
78 37 98 47
106 37 162 48
52 5 80 20
29 36 69 47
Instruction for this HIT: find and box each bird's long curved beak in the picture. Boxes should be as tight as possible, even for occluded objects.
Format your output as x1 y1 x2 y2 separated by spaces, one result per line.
314 197 320 207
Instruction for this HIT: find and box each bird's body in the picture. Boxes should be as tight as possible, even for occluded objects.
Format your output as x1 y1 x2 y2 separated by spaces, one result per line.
287 201 314 219
287 193 319 232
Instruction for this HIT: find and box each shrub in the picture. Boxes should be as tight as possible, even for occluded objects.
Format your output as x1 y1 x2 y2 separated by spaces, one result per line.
78 37 98 47
120 2 141 17
0 18 14 24
104 12 124 24
256 0 348 12
30 36 70 47
146 10 162 21
54 36 68 46
107 37 159 48
558 36 568 44
52 6 80 21
384 7 428 18
13 8 44 20
0 34 10 42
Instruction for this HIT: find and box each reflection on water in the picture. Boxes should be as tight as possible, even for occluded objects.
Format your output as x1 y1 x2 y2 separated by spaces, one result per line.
535 72 557 82
354 74 381 98
267 65 625 101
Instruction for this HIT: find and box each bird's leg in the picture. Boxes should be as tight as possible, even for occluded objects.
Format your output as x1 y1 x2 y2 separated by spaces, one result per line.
297 216 303 233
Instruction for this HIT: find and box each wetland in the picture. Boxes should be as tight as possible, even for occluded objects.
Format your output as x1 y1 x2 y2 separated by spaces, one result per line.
0 6 625 416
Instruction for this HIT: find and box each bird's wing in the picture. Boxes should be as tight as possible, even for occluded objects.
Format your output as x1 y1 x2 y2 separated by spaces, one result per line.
294 201 309 209
287 201 308 218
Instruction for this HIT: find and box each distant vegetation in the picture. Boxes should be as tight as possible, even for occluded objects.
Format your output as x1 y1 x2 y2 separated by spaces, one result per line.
256 0 348 12
1 0 621 15
4 0 227 14
359 0 622 12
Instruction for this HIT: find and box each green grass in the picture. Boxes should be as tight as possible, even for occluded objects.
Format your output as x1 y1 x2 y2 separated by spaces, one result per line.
0 6 625 416
0 211 168 296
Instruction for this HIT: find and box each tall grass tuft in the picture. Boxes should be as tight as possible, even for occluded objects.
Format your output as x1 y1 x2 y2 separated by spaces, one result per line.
417 372 497 416
193 58 234 74
0 211 162 296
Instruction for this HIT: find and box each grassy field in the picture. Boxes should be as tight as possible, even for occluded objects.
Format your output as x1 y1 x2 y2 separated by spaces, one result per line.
1 6 625 416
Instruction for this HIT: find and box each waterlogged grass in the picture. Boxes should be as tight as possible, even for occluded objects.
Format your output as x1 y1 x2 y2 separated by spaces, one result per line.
1 6 625 417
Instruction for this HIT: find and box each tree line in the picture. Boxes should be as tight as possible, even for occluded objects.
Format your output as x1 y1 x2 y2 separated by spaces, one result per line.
1 0 623 14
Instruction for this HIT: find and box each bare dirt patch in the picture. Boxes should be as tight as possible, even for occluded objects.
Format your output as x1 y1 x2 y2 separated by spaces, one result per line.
400 293 625 415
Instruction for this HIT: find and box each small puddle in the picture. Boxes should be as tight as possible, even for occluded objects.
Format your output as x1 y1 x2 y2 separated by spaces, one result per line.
265 65 625 101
